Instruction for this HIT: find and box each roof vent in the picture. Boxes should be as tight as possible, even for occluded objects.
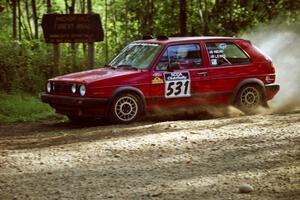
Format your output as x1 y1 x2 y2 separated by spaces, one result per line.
156 35 169 40
142 35 154 40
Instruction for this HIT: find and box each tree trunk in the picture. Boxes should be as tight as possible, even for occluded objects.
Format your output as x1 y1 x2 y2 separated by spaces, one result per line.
189 0 196 35
25 0 33 39
197 0 205 34
47 0 59 75
53 44 60 75
64 0 69 14
17 0 21 40
204 0 208 35
124 0 128 45
20 12 30 39
88 0 95 68
31 0 38 39
12 0 17 39
140 0 154 36
112 0 118 47
80 0 87 60
68 0 77 69
213 0 220 13
70 0 75 14
180 0 187 36
104 0 108 64
47 0 52 13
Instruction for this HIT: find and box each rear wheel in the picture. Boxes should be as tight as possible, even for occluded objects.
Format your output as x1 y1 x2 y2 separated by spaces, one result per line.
109 93 143 124
235 85 264 113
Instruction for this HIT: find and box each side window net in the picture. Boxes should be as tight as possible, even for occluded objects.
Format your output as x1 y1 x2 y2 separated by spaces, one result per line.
206 42 250 66
156 44 202 71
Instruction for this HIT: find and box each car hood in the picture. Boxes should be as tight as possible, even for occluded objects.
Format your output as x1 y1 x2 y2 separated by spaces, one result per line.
50 68 140 83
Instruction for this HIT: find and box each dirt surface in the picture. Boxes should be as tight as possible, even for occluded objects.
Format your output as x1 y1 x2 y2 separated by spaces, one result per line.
0 109 299 200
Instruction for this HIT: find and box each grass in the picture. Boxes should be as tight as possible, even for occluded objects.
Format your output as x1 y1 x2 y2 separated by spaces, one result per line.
0 92 62 124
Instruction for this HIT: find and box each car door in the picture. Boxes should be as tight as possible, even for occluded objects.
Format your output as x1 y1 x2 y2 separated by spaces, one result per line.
148 42 212 109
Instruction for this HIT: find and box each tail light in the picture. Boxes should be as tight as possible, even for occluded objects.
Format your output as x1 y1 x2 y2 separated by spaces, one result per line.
265 62 276 83
270 63 276 73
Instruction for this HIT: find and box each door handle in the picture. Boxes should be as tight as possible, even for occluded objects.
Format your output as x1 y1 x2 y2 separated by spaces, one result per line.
197 71 208 76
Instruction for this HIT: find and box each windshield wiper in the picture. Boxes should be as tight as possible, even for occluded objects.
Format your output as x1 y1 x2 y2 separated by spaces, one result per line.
104 64 116 69
116 64 139 70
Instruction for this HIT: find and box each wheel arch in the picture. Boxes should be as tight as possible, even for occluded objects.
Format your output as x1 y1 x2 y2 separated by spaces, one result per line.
231 78 266 104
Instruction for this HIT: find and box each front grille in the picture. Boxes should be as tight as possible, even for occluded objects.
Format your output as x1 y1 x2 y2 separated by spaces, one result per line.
53 82 73 94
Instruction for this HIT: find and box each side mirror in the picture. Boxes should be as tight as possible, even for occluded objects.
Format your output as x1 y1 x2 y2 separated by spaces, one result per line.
167 62 180 72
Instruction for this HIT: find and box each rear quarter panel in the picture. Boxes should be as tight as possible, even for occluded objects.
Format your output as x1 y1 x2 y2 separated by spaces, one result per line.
203 39 272 96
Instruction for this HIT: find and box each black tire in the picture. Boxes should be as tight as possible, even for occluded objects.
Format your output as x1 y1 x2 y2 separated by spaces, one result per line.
109 93 143 124
235 85 265 113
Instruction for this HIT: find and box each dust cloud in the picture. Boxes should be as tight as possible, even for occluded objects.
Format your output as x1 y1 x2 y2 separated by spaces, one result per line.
145 23 300 121
242 22 300 112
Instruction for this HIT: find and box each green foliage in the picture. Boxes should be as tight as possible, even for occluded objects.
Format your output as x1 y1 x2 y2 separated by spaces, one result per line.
0 34 88 94
0 92 61 124
0 38 47 93
208 0 300 36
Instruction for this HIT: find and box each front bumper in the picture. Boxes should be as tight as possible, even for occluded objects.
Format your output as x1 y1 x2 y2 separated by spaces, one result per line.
41 93 108 117
265 84 280 100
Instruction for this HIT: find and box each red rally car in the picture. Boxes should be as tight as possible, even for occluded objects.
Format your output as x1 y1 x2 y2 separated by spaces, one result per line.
41 36 279 123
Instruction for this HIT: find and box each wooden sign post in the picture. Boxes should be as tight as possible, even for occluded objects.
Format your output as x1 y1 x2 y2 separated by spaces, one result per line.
42 14 104 69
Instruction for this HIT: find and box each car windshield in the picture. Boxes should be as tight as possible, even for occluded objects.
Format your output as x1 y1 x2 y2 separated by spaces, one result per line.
109 43 162 70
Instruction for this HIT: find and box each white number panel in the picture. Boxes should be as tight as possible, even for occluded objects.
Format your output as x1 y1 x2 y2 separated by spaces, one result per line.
164 72 191 98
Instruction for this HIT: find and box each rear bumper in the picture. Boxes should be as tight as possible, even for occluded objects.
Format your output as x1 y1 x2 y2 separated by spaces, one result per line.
265 84 280 100
41 93 108 117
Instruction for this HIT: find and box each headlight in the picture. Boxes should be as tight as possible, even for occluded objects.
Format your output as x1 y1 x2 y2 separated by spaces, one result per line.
46 82 51 93
71 84 77 93
79 85 86 96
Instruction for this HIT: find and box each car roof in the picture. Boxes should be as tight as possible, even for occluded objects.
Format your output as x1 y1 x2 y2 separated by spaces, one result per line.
136 36 242 45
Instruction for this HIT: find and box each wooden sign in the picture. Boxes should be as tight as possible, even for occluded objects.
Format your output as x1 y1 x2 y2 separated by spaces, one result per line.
42 14 104 43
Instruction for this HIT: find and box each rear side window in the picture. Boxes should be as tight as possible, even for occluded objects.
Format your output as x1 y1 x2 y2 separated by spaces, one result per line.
206 42 250 66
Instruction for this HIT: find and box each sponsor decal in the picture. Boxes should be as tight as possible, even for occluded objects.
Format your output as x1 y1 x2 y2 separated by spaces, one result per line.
152 77 164 84
153 72 162 77
211 59 217 65
207 45 226 65
218 43 227 49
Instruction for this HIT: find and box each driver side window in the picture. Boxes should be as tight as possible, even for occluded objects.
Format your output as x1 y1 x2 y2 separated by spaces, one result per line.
156 44 202 71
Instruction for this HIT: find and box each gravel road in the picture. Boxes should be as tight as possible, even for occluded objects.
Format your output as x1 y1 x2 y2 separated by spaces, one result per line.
0 109 299 200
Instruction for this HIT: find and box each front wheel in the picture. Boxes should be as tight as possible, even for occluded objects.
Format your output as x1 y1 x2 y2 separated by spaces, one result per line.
235 85 265 113
109 93 143 124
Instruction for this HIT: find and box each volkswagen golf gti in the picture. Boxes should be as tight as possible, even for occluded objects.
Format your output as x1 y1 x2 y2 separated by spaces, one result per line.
41 36 280 123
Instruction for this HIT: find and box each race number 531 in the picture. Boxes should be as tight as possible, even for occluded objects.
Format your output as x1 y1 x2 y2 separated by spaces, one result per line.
164 72 191 98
